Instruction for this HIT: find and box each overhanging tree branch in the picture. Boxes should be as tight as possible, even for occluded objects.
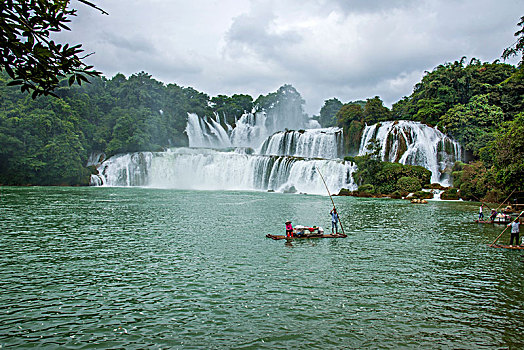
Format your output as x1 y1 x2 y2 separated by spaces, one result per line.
0 0 107 98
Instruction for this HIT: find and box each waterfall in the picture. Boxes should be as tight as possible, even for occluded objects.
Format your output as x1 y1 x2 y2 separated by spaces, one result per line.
258 128 342 159
97 152 153 186
97 111 352 194
95 148 356 195
95 115 463 192
86 152 106 167
186 110 319 149
358 121 462 185
87 152 106 186
185 113 232 148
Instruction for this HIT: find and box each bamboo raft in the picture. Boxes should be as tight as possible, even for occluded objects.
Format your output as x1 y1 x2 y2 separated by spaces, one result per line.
488 244 524 250
266 233 347 240
475 219 513 224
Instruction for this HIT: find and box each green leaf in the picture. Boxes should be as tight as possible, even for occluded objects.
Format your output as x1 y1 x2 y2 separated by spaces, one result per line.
7 80 23 86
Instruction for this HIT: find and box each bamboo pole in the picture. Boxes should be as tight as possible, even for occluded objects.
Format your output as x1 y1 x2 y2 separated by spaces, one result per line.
315 166 346 236
494 189 516 212
490 211 523 247
471 194 492 211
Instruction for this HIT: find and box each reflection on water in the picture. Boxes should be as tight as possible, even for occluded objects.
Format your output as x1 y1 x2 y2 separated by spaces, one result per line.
0 187 523 348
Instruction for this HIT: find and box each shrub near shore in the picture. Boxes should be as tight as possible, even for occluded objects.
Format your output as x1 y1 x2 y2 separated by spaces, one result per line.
341 155 431 198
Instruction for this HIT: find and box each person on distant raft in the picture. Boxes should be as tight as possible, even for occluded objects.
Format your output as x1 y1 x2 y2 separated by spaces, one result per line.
508 217 520 247
489 209 497 221
330 208 339 234
479 204 484 220
285 221 294 238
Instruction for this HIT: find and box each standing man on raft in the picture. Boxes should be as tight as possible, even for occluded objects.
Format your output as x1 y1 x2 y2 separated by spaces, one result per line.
479 204 484 220
330 208 339 234
508 217 520 247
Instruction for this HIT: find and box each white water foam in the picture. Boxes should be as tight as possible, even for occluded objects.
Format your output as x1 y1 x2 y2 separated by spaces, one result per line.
96 116 462 192
358 121 462 185
258 128 342 159
95 148 357 195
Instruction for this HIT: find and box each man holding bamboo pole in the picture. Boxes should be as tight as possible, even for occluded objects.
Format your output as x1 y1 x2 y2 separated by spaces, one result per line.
330 208 339 234
508 216 521 247
490 211 523 247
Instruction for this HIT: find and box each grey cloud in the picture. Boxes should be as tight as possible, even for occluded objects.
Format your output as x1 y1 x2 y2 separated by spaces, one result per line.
225 9 302 60
99 32 157 54
328 0 418 15
54 0 523 116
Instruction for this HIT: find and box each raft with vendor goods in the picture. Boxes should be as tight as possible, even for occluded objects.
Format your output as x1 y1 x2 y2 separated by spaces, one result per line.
267 224 347 240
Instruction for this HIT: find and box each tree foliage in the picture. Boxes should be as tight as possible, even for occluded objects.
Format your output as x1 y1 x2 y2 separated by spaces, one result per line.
392 59 515 125
0 72 214 185
350 154 431 195
502 16 524 67
255 84 305 116
363 96 391 124
0 0 105 97
210 94 253 126
336 102 364 126
254 84 308 129
318 98 342 127
480 113 524 192
440 94 504 156
396 176 422 193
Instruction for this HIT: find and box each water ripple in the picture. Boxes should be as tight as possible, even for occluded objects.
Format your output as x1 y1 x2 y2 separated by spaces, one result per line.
0 187 523 348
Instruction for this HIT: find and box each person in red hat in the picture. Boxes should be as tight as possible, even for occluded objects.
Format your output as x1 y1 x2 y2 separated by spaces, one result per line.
285 221 293 237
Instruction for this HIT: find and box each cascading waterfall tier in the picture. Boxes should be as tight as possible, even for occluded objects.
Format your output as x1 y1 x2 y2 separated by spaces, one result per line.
258 128 342 159
94 148 356 195
95 110 351 194
186 111 320 149
96 152 153 187
358 120 462 185
93 114 463 192
87 152 106 186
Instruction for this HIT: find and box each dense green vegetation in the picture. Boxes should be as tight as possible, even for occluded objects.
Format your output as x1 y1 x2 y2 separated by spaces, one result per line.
0 72 210 185
343 152 431 197
317 98 343 127
0 72 308 185
324 58 523 200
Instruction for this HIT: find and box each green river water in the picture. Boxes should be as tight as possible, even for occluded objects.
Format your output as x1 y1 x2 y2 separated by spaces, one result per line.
0 187 523 349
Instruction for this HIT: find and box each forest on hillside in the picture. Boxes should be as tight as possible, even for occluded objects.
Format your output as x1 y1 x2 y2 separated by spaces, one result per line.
0 58 522 201
0 72 306 185
326 58 523 201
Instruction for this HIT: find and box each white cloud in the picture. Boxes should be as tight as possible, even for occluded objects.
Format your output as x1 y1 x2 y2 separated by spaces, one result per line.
56 0 522 114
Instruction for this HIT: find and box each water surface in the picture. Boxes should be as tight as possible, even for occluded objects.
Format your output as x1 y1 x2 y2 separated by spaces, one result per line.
1 187 522 348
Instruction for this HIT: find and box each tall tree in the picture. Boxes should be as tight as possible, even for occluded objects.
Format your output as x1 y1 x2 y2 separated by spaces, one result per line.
440 94 504 156
363 96 391 124
254 84 308 130
0 0 105 97
336 103 364 126
210 94 253 125
502 16 524 67
318 98 343 127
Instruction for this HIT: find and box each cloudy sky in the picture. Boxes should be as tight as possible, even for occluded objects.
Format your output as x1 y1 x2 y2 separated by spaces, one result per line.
56 0 522 115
